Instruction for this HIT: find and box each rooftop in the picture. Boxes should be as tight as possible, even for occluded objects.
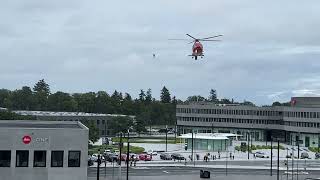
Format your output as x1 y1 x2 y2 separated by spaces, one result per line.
13 110 135 118
178 133 240 140
0 120 87 129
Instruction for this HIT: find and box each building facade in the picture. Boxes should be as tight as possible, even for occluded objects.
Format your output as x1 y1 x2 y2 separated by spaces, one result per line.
13 111 135 137
177 97 320 148
0 120 88 180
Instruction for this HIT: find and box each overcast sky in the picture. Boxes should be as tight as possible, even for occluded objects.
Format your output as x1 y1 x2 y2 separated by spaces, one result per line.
1 0 320 105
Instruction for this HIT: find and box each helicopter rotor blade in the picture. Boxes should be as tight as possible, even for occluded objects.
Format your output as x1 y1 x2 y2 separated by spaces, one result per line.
186 34 197 40
200 35 223 40
168 39 190 41
201 39 221 42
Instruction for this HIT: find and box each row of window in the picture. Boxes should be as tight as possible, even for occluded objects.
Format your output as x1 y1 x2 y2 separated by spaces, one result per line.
177 117 282 125
178 116 320 128
177 108 282 116
284 121 320 128
177 108 320 119
0 150 81 168
284 111 320 119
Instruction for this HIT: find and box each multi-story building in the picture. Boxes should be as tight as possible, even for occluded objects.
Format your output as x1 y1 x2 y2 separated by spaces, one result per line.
13 111 134 137
177 97 320 148
0 120 88 180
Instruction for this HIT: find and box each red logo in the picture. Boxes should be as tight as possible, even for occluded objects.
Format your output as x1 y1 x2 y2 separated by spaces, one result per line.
22 135 31 144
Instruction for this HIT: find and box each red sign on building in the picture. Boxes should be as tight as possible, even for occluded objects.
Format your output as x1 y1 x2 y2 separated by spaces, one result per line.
22 135 31 144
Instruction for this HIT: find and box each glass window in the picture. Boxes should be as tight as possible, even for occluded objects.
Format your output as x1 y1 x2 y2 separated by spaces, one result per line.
0 151 11 167
34 151 46 167
16 150 29 167
68 151 81 167
97 120 100 124
51 151 64 167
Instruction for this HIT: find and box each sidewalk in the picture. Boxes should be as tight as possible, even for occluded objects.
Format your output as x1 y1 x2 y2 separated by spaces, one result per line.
90 162 320 171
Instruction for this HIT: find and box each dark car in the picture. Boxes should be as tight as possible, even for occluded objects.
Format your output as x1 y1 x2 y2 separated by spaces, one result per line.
105 153 118 162
171 153 185 160
160 153 172 160
88 158 94 166
300 152 309 159
315 153 320 159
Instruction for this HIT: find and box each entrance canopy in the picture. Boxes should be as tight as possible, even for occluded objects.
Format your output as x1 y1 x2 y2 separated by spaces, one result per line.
178 133 240 140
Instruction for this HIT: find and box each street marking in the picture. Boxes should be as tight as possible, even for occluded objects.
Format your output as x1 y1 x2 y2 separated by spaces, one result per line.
132 167 150 169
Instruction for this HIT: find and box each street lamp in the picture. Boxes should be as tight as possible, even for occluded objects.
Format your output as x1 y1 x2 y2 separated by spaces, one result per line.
126 127 133 180
165 125 168 152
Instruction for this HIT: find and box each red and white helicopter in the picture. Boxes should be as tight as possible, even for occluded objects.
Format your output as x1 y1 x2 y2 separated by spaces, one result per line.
169 34 222 60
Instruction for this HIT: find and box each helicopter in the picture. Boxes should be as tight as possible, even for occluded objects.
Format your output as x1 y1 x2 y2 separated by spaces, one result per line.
169 34 222 60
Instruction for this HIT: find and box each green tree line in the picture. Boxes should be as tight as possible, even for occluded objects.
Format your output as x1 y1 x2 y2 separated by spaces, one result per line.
0 79 176 126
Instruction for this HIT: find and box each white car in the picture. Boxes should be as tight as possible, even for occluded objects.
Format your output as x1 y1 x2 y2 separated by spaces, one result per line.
147 150 157 156
255 152 269 158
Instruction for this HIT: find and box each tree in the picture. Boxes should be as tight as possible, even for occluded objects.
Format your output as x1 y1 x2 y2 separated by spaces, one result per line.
160 86 171 103
272 101 282 106
94 91 111 113
241 101 255 106
186 95 206 102
220 98 232 104
145 88 152 103
109 116 134 134
0 89 10 108
208 89 218 102
82 120 99 143
48 91 77 111
33 79 50 110
139 90 146 102
134 114 148 135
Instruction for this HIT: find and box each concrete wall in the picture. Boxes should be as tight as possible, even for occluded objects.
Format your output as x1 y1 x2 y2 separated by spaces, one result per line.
0 126 88 180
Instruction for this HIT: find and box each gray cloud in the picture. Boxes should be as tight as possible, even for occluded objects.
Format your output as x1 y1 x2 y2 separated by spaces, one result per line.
1 0 320 105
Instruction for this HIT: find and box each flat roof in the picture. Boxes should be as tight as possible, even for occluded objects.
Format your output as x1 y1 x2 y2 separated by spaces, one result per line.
178 133 240 140
13 110 135 118
0 120 87 129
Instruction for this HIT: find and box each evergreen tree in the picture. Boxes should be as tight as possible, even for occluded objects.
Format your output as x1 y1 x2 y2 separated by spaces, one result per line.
160 86 171 103
208 89 217 102
139 90 146 102
33 79 50 110
145 88 152 103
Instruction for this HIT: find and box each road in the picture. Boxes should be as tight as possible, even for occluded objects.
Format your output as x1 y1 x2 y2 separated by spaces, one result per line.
87 166 320 180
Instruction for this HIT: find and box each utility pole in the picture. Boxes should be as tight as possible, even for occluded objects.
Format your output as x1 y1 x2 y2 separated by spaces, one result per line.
191 131 194 162
97 149 101 180
277 140 280 180
127 130 130 180
165 125 168 152
119 133 122 180
247 132 250 160
271 137 273 176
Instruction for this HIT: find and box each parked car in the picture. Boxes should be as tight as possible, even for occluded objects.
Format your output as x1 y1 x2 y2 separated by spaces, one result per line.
139 154 152 161
160 153 172 160
88 156 94 166
129 153 139 161
255 152 269 158
105 153 118 162
315 153 320 159
300 152 309 159
171 153 185 160
147 150 157 156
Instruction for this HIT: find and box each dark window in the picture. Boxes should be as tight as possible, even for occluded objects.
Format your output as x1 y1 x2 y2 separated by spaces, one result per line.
16 150 29 167
34 151 46 167
68 151 81 167
97 120 100 124
51 151 64 167
0 151 11 167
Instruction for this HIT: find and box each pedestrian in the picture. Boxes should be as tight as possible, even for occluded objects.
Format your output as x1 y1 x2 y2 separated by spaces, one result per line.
232 155 234 160
218 153 220 159
230 152 232 158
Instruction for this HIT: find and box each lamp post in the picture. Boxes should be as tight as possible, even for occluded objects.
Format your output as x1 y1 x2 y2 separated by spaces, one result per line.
247 131 250 160
194 131 197 167
126 129 130 180
271 136 273 176
165 125 168 152
97 149 101 180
